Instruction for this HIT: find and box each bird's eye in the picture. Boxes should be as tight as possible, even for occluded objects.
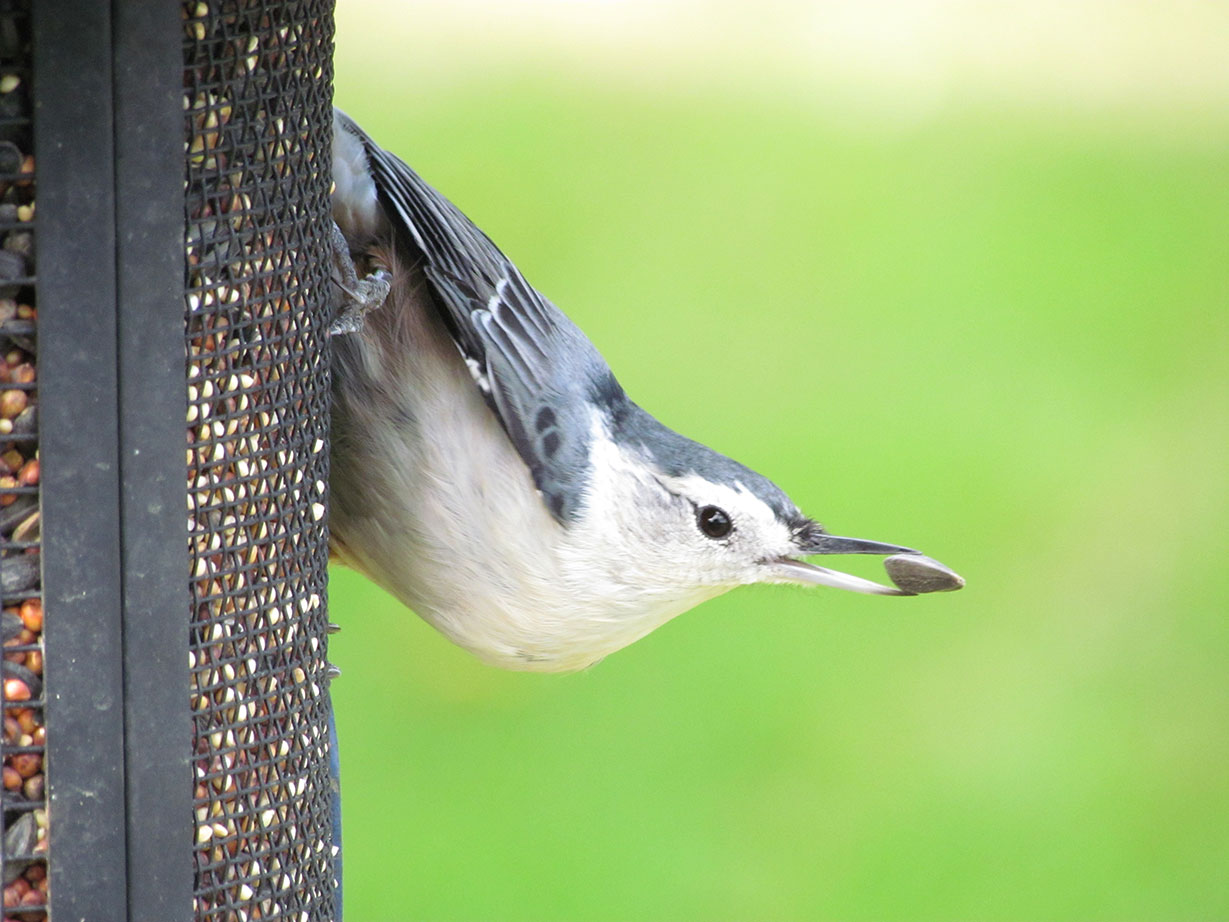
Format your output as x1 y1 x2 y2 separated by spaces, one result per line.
696 505 733 539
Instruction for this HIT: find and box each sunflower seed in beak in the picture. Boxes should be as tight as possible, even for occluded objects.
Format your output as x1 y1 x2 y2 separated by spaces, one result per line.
884 554 965 595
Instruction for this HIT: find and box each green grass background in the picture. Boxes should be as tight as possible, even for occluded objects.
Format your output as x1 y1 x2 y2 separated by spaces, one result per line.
328 5 1228 919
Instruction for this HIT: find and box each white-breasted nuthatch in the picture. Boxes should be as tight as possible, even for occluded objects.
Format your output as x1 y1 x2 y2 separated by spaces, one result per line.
327 109 963 673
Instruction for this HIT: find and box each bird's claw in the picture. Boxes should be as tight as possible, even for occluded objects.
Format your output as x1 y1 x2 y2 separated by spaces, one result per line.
329 268 390 335
329 220 390 335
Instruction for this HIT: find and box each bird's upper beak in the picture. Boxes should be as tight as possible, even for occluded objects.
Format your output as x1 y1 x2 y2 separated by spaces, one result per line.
772 532 964 596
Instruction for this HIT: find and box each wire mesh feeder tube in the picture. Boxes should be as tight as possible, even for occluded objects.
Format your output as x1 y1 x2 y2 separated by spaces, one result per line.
183 1 339 920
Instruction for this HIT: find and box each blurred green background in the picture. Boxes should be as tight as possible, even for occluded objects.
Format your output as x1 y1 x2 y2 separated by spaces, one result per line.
329 2 1228 919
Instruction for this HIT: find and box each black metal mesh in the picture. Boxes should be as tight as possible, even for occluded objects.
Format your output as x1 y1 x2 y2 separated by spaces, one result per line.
0 1 45 917
183 1 336 919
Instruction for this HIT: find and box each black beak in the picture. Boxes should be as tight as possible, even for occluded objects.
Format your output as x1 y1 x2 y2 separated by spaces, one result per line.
778 526 964 596
797 532 919 557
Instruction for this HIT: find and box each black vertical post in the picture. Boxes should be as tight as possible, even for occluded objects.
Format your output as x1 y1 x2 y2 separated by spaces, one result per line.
113 2 193 919
35 1 194 918
33 1 129 920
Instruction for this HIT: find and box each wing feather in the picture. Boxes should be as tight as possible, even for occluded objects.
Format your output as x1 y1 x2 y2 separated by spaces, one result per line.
335 110 619 522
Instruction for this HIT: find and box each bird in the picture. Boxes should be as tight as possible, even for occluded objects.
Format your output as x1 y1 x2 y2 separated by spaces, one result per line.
326 108 962 673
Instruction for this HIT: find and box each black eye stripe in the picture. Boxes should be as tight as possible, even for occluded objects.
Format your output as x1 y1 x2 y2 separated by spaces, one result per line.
696 505 732 539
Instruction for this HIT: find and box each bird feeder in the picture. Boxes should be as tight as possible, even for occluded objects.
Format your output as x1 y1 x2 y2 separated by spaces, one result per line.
0 1 342 919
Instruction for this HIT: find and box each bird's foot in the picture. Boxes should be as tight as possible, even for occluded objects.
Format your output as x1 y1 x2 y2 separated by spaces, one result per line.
329 220 391 335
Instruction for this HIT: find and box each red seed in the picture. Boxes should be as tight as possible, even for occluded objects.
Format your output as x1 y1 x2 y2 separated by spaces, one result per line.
0 390 26 419
3 678 30 701
10 753 40 779
18 600 40 632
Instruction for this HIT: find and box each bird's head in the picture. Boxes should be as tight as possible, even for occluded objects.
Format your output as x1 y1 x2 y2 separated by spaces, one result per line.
642 468 921 595
578 403 962 606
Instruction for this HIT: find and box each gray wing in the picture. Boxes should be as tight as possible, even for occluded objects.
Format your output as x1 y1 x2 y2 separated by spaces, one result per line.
335 110 617 523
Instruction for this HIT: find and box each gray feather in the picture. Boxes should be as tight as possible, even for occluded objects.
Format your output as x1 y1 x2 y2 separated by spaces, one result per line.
335 110 806 533
590 370 807 529
335 110 613 522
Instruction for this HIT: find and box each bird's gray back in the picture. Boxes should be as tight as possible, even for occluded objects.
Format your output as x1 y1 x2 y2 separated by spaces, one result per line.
335 109 615 523
334 110 803 533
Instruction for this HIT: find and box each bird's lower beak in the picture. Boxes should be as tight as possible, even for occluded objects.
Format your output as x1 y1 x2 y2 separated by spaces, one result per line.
772 534 965 596
773 557 908 595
